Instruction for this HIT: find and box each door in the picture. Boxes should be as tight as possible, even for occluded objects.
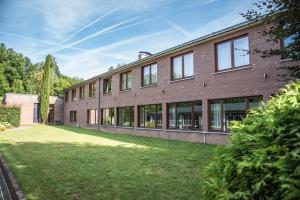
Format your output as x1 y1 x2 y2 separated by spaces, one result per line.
33 103 40 123
48 104 55 123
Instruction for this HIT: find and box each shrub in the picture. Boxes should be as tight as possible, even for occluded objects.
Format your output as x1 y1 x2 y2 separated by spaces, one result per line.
0 106 21 127
204 81 300 200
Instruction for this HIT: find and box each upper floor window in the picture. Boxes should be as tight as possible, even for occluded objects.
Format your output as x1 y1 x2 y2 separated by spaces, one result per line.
117 106 134 127
120 71 132 91
142 63 157 86
103 78 112 94
171 52 194 80
79 86 85 99
101 108 114 126
64 91 69 102
70 111 77 122
139 104 162 128
282 36 294 48
168 101 202 130
87 109 98 125
89 82 96 97
71 89 76 101
209 96 262 132
216 35 249 71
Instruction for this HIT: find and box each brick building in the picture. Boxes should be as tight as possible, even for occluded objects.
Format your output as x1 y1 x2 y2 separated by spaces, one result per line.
63 20 297 144
3 93 64 125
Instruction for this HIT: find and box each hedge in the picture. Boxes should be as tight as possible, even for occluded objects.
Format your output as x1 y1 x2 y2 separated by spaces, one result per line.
0 106 21 127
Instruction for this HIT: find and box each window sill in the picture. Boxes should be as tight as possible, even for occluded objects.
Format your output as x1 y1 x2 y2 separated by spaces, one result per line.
206 131 230 135
99 125 115 128
140 84 158 89
114 126 134 129
165 129 202 133
214 65 252 74
120 89 132 93
103 93 112 96
280 58 293 62
136 127 162 131
170 76 195 83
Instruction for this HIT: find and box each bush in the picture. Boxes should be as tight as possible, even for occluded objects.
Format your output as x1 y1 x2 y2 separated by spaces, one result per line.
204 81 300 200
0 106 21 127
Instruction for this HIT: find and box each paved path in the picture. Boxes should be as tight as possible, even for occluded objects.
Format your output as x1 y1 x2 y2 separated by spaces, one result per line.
0 168 12 200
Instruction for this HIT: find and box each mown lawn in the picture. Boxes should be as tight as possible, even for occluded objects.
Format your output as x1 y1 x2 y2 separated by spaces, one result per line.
0 125 217 200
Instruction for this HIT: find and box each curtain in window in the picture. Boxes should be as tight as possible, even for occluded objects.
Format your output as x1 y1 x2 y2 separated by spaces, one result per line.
173 57 182 79
217 42 231 70
151 64 157 84
184 53 193 77
234 37 249 67
210 102 221 130
143 66 150 86
127 73 132 89
168 104 176 128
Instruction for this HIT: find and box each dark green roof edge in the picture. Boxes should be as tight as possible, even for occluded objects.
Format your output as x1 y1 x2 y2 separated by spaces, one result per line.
64 19 262 91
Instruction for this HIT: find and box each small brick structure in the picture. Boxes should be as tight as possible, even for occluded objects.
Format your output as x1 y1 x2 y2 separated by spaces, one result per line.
2 93 63 125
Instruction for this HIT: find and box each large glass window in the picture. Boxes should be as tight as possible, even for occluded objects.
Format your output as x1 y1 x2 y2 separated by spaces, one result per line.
139 104 162 128
216 35 249 71
101 108 114 126
171 52 194 80
118 106 134 127
64 91 69 102
167 101 202 130
209 96 262 131
103 78 112 94
71 89 76 101
79 86 85 99
70 111 77 122
89 82 96 97
87 109 98 125
120 71 132 91
142 63 158 86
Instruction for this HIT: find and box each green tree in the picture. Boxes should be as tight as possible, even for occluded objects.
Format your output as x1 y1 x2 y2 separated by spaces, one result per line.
204 81 300 199
40 55 52 124
242 0 300 79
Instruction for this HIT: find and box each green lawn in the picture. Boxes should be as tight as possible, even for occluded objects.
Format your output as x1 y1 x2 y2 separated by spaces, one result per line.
0 125 217 200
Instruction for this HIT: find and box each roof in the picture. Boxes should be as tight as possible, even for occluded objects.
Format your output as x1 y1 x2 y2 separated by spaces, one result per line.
64 19 261 91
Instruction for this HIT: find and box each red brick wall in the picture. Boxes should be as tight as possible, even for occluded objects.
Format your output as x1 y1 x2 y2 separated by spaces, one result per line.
64 23 298 144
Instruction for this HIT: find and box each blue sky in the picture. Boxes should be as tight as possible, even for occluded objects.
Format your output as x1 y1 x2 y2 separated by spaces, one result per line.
0 0 256 79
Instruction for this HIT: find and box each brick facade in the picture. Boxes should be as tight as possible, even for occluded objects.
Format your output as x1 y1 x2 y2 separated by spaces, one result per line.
63 22 298 144
3 93 64 125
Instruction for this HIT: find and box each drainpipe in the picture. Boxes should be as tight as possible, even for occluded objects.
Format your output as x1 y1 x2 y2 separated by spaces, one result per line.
203 131 206 144
97 78 101 131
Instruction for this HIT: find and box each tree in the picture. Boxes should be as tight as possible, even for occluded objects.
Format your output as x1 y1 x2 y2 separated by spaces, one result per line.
242 0 300 79
204 81 300 199
40 55 52 124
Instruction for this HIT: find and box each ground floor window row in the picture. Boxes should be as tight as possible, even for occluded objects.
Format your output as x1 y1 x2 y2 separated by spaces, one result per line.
69 96 262 131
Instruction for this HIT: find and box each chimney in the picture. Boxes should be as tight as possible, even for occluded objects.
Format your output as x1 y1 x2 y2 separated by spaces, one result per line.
138 51 152 60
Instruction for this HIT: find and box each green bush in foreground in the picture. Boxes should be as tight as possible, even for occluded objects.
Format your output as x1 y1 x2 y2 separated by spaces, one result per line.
0 106 20 127
204 81 300 200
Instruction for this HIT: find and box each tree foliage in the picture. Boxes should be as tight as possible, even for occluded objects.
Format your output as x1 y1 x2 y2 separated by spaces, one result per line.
40 55 52 124
242 0 300 79
204 81 300 199
0 43 83 97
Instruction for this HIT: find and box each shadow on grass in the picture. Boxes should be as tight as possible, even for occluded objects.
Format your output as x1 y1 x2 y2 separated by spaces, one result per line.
52 125 217 152
0 139 216 200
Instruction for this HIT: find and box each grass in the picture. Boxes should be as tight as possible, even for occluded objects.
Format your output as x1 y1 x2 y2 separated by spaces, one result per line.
0 125 217 200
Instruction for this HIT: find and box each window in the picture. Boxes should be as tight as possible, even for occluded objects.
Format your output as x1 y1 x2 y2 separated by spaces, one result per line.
142 63 158 86
89 82 96 97
167 101 202 130
120 71 132 91
282 36 294 47
70 111 77 122
79 86 85 99
171 52 194 80
71 89 76 101
282 36 295 59
103 78 112 94
139 104 162 128
101 108 114 126
216 35 249 71
117 106 134 127
64 91 69 102
209 96 262 131
87 109 98 125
